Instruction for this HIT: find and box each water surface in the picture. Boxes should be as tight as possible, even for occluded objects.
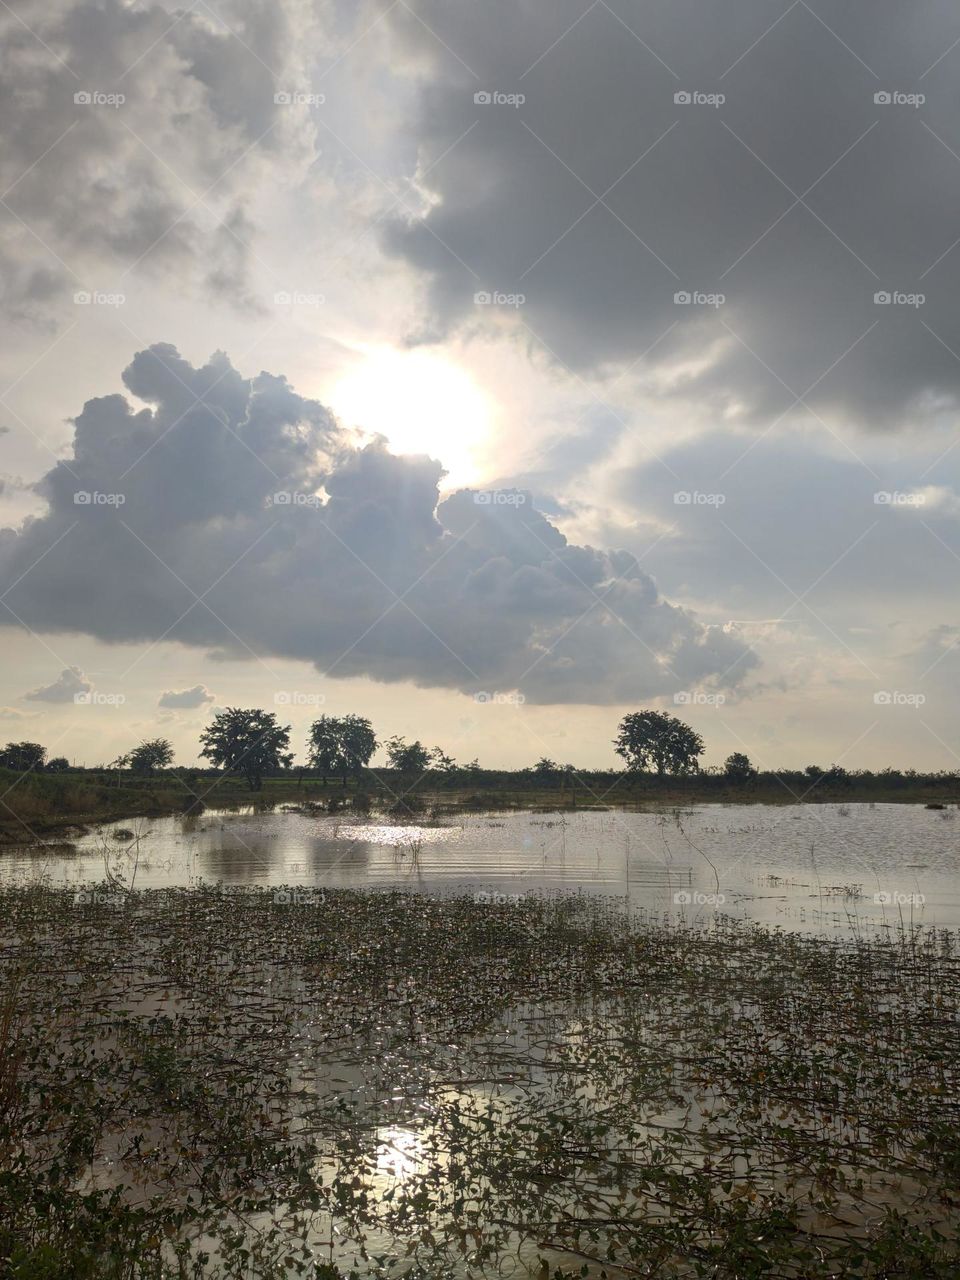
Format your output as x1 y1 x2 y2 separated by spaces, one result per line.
5 801 958 934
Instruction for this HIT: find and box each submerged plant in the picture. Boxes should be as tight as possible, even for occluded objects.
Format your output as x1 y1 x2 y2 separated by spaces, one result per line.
0 886 958 1277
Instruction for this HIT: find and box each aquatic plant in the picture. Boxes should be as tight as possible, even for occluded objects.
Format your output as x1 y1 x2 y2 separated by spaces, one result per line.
1 886 958 1276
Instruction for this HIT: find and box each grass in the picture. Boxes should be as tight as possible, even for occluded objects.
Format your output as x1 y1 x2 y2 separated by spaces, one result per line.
0 768 289 844
2 765 958 844
1 883 959 1276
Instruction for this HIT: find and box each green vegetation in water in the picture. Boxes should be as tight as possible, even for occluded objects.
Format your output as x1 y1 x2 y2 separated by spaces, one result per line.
1 885 959 1277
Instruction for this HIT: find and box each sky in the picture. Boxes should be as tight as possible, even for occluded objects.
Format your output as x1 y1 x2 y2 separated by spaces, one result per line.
1 0 959 773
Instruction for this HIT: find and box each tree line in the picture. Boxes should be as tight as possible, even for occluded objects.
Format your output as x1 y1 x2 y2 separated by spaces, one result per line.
1 710 701 790
0 708 952 791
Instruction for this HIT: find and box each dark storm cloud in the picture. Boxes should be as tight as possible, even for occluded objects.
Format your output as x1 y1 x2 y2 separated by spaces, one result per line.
0 344 756 704
381 0 960 426
603 429 960 621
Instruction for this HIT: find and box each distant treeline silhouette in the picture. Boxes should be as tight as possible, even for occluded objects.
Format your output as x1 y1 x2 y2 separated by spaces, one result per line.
1 708 957 796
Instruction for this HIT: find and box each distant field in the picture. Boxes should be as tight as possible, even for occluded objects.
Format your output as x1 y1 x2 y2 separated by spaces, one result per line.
1 764 957 843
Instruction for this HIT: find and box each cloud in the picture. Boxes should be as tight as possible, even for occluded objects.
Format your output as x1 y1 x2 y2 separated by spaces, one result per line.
380 0 960 428
0 0 319 320
596 427 960 618
0 343 756 704
0 706 39 721
23 665 92 703
158 684 215 709
905 623 960 692
909 485 960 518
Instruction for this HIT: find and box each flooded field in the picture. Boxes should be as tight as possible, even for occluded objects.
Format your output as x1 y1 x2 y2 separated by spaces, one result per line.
3 803 960 1276
2 884 959 1278
4 801 959 935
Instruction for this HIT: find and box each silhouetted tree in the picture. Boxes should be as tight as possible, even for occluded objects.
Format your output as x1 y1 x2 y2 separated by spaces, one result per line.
0 742 46 773
533 757 559 778
430 748 458 775
46 757 70 773
614 711 704 776
724 752 757 782
129 739 174 775
200 709 292 790
385 737 432 776
307 715 377 784
108 753 130 787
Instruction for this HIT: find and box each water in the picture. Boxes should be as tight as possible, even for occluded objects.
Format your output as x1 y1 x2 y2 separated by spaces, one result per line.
4 801 959 934
8 803 959 1275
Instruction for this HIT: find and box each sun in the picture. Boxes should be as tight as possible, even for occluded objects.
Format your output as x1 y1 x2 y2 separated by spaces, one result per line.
329 347 493 489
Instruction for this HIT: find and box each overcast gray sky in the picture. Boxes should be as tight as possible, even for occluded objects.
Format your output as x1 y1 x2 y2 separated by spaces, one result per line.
1 0 958 771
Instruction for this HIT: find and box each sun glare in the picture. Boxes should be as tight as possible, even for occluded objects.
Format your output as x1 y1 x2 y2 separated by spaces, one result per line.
330 347 492 490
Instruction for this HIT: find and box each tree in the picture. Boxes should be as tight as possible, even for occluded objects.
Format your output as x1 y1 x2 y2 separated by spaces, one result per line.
614 711 704 777
724 752 757 782
129 739 174 775
385 737 432 776
307 715 377 784
533 757 559 777
46 757 70 773
0 742 46 773
199 708 293 790
430 748 458 775
108 752 130 788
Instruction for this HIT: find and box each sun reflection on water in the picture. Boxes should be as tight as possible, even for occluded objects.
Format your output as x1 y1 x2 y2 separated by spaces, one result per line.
374 1124 425 1182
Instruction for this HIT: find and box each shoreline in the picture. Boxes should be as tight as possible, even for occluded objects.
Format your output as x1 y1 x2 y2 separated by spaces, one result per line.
2 772 957 845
